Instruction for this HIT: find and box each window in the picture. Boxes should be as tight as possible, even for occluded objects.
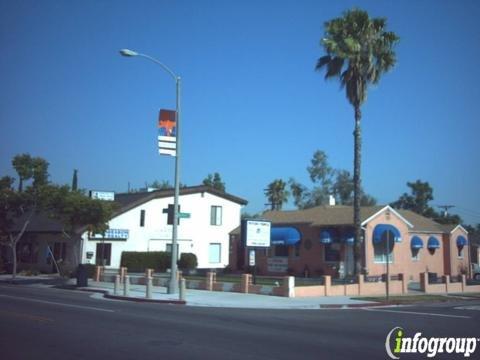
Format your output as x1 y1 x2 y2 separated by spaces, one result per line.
274 245 289 257
166 243 180 260
373 233 394 263
411 248 420 261
210 206 222 226
458 246 464 258
95 243 111 266
209 243 221 263
140 209 146 227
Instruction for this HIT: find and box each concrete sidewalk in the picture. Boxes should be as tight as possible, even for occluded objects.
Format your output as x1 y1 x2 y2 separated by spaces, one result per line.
79 280 378 309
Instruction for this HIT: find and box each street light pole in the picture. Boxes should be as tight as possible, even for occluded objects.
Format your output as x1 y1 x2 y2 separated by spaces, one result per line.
119 48 181 294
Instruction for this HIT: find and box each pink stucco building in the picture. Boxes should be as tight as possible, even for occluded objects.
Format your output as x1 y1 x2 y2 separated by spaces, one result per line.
230 205 470 283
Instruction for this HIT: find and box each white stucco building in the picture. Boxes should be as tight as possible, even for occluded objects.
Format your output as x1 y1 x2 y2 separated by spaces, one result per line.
80 186 247 270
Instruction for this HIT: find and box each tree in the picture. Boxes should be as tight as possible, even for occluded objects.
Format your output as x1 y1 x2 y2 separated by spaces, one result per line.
391 179 463 225
149 180 173 190
72 169 78 191
316 8 399 274
391 180 435 217
265 179 289 211
203 172 226 192
11 153 33 192
1 154 115 278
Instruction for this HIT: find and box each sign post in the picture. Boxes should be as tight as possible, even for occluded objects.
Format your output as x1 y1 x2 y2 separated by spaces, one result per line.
241 219 271 285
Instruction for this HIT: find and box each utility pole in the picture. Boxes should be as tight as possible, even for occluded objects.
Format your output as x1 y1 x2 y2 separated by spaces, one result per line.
437 205 454 217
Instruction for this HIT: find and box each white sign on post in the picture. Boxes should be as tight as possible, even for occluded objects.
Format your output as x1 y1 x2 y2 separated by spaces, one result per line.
244 220 271 248
249 250 256 266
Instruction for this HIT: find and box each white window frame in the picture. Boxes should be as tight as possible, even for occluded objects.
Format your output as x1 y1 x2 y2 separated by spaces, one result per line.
209 243 221 264
210 206 222 226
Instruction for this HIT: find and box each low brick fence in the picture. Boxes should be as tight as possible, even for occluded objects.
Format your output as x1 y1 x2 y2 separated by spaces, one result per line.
294 274 408 297
420 272 480 294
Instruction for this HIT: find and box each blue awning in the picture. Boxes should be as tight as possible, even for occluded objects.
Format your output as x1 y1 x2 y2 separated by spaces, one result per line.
373 224 402 244
427 236 440 249
457 235 467 247
271 227 301 246
410 236 424 249
320 230 332 244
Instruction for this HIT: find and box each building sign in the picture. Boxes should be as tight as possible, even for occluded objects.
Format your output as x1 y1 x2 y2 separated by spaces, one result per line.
158 109 177 157
89 191 115 201
242 220 271 248
90 229 129 240
267 258 288 273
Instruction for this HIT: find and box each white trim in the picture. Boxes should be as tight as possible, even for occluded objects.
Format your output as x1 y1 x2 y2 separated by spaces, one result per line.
448 224 469 235
361 205 414 228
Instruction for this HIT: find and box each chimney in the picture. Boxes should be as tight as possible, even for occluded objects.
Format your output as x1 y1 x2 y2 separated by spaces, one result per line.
329 195 336 206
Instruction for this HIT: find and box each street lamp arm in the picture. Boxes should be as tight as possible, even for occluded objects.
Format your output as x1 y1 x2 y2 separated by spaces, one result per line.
137 53 178 81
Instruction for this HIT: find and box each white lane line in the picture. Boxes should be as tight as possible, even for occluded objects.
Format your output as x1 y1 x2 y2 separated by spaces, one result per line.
0 294 114 313
364 308 471 319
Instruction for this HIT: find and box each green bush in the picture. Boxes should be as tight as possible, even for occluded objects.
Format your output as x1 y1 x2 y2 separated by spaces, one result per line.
120 251 171 273
177 253 197 270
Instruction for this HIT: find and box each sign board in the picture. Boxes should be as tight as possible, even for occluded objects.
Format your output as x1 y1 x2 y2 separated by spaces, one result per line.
158 109 177 157
242 219 271 248
89 190 115 201
90 229 129 240
267 258 288 273
249 249 256 266
178 212 191 219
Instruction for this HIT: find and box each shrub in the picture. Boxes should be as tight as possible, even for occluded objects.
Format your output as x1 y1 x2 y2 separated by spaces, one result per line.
177 253 197 271
120 251 171 273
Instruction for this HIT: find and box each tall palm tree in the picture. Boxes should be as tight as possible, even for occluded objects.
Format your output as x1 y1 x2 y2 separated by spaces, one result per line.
316 9 399 274
265 179 289 211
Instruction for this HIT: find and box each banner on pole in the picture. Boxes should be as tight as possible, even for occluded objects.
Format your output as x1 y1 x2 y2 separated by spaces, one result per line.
158 109 177 156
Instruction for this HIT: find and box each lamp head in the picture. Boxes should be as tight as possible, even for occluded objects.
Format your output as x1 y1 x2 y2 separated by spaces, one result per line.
119 49 138 57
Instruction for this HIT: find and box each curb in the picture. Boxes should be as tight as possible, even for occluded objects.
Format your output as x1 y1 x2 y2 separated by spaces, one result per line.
319 302 392 309
77 288 186 305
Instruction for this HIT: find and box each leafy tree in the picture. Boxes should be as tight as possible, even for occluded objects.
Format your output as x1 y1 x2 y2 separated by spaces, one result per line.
265 179 289 211
288 150 376 209
72 169 78 191
1 154 114 278
391 180 435 217
391 179 463 225
316 8 399 274
149 180 173 190
203 172 226 192
12 153 33 192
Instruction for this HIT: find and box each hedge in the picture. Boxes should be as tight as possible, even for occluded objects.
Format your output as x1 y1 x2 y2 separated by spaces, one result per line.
120 252 198 273
120 252 171 273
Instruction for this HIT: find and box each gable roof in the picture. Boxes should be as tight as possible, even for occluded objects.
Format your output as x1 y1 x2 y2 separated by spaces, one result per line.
261 205 457 234
113 185 248 218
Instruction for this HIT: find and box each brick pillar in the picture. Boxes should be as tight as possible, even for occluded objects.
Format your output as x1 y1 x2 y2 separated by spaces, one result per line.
94 266 103 282
206 272 214 291
420 272 428 293
283 276 295 298
120 267 127 283
241 274 251 293
358 274 364 296
461 274 466 292
324 275 331 296
145 268 153 278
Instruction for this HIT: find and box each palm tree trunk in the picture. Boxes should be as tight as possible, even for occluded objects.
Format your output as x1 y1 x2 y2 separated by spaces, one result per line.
353 105 362 275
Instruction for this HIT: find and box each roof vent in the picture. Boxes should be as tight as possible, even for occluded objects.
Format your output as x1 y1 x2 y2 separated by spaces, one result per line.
329 195 336 206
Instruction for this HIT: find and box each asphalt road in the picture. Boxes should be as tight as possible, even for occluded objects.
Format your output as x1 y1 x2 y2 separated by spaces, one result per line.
0 284 479 360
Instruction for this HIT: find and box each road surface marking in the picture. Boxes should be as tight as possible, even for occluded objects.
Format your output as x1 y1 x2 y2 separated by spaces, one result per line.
364 308 471 319
0 309 54 323
454 306 480 311
0 294 114 313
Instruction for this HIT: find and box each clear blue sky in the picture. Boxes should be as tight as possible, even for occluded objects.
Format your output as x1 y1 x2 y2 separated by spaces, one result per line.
1 0 479 225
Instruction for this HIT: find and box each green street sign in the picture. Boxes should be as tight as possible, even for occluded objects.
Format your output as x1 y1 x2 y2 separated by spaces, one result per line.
178 212 191 219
